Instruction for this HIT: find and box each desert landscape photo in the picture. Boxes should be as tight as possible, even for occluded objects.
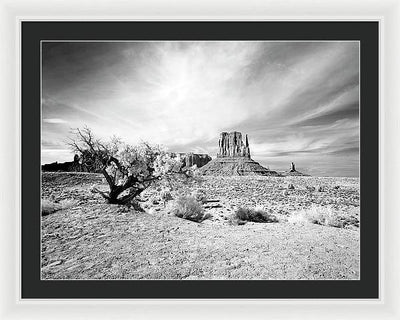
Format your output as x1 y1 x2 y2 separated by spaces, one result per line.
41 41 360 280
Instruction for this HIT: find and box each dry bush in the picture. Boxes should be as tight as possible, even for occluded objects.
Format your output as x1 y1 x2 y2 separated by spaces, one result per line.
191 188 207 203
167 196 207 222
160 189 173 203
227 216 247 226
41 199 76 216
288 205 359 228
234 207 278 223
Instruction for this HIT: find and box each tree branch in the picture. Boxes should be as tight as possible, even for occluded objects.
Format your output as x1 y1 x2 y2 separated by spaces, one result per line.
102 168 114 188
118 187 145 204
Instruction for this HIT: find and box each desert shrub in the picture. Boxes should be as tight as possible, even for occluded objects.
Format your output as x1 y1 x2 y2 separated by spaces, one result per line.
287 205 359 228
191 188 207 203
227 215 247 226
149 195 160 205
234 207 278 223
167 196 207 222
160 189 173 203
41 199 76 216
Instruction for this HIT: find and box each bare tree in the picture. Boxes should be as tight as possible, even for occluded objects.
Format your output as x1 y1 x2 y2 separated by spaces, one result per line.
68 126 187 205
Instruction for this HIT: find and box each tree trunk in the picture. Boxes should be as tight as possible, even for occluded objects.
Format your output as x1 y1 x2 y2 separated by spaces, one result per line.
100 169 148 206
106 185 144 205
107 186 123 204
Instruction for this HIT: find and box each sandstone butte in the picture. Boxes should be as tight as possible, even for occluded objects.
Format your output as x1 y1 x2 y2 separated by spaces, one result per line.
199 131 280 176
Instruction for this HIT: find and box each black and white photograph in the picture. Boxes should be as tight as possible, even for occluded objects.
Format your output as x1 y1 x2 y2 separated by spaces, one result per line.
41 41 360 280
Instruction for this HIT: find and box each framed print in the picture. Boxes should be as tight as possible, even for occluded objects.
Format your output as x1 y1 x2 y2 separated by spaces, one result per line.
21 20 378 299
2 0 399 318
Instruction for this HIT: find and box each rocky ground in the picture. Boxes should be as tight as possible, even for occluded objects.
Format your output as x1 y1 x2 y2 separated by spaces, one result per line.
41 172 360 280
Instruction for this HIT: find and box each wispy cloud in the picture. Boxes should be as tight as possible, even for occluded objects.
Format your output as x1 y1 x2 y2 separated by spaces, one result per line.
41 41 359 176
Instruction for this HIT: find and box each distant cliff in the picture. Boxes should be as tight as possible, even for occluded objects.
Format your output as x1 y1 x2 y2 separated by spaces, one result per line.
42 152 211 173
42 153 103 173
181 153 211 168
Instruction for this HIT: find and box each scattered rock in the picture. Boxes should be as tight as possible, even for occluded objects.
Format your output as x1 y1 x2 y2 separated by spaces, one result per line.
287 183 295 190
204 199 220 203
204 203 223 209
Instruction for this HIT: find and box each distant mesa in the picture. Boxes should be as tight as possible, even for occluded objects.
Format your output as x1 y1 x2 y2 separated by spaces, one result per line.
42 160 75 173
200 131 280 176
170 152 211 169
182 152 211 168
41 153 102 173
280 162 309 176
42 152 211 173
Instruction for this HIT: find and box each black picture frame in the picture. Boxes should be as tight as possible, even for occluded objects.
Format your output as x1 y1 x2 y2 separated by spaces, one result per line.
21 21 379 299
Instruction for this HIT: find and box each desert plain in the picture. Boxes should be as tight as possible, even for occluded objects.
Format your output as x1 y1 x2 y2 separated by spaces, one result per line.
41 172 360 280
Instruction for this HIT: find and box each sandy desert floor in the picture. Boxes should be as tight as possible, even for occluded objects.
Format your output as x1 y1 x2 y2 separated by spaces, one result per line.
41 172 360 280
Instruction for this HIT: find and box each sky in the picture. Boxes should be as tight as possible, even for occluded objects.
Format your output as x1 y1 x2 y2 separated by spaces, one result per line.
42 41 359 177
